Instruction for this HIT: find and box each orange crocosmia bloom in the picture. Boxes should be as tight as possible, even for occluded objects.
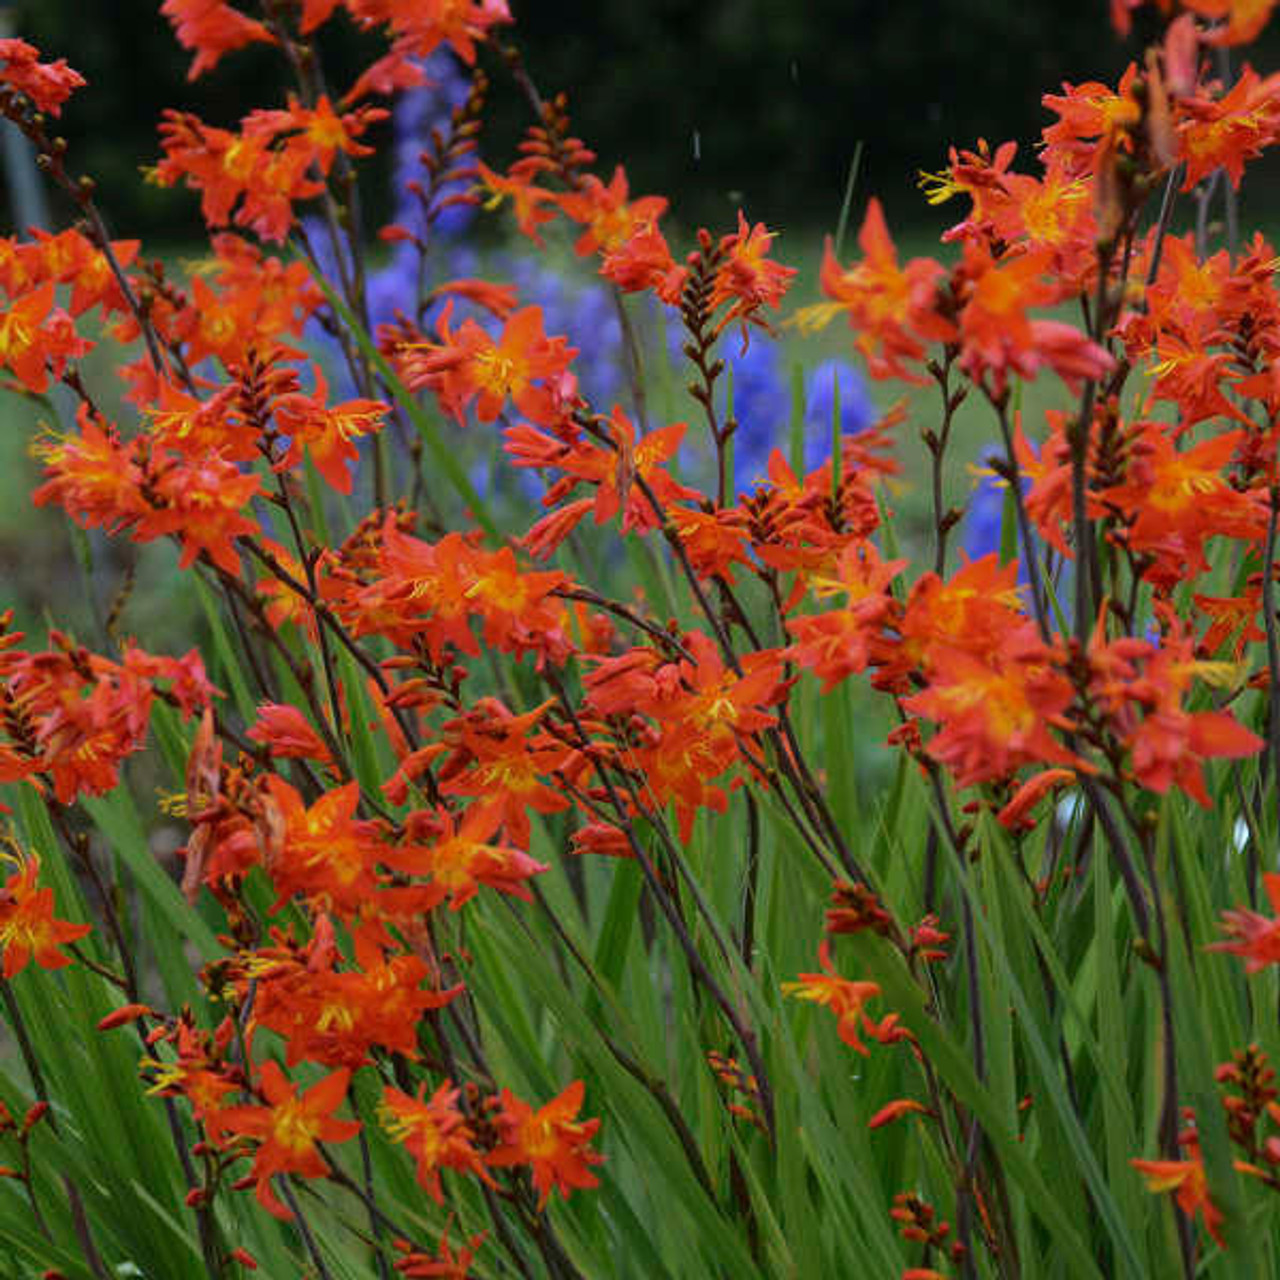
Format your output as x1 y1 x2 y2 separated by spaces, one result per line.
488 1080 604 1206
246 703 334 772
436 700 571 847
380 1081 490 1203
709 211 798 334
997 768 1078 831
601 222 688 303
1194 590 1266 659
475 160 559 246
1145 332 1251 428
393 1223 487 1280
248 926 460 1069
0 282 58 393
891 552 1026 683
782 943 885 1056
1178 66 1280 190
142 1018 238 1133
0 857 90 979
386 804 549 908
219 1061 360 1220
670 631 790 747
1131 1132 1245 1249
1088 616 1262 804
557 166 669 258
134 451 261 577
246 94 388 173
795 199 952 383
262 776 381 917
399 304 576 427
272 368 388 495
146 382 257 463
27 227 139 319
589 406 699 532
788 542 907 692
1211 873 1280 973
30 407 145 535
1041 66 1143 176
668 507 752 581
902 635 1081 789
343 0 512 69
868 1098 929 1130
255 538 320 640
428 276 519 320
1101 426 1263 581
1184 0 1278 46
160 0 276 81
0 39 85 116
956 242 1112 397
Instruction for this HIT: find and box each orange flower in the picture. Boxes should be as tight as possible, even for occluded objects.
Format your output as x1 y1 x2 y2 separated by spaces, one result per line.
30 407 144 535
272 367 388 495
0 38 85 116
219 1061 359 1219
1131 1130 1238 1249
0 857 90 979
956 242 1113 397
782 943 886 1056
709 211 797 334
134 449 261 577
160 0 276 81
1178 66 1280 190
488 1080 604 1206
796 199 952 383
380 1081 490 1202
1183 0 1279 47
1211 873 1280 973
262 776 381 917
386 804 548 908
1101 425 1263 581
902 636 1082 789
557 166 668 258
868 1098 929 1130
475 161 558 246
246 703 335 773
399 304 576 426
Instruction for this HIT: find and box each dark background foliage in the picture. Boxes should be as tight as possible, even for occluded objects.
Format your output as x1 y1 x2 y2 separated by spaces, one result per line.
6 1 1280 241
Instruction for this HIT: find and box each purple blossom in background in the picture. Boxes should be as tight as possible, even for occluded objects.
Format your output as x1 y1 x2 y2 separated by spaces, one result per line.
722 338 787 489
722 343 875 492
803 358 876 462
962 448 1043 594
962 450 1006 561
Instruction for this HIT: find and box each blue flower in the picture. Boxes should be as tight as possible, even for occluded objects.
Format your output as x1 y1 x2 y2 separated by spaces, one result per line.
963 450 1006 562
802 357 875 469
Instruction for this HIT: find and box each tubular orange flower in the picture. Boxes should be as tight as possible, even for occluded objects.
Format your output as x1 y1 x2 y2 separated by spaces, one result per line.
0 38 85 115
160 0 276 81
487 1080 604 1206
1211 873 1280 972
1130 1123 1255 1251
219 1061 359 1219
386 803 549 908
795 199 953 383
782 942 886 1056
379 1081 490 1202
0 856 90 979
709 210 797 334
